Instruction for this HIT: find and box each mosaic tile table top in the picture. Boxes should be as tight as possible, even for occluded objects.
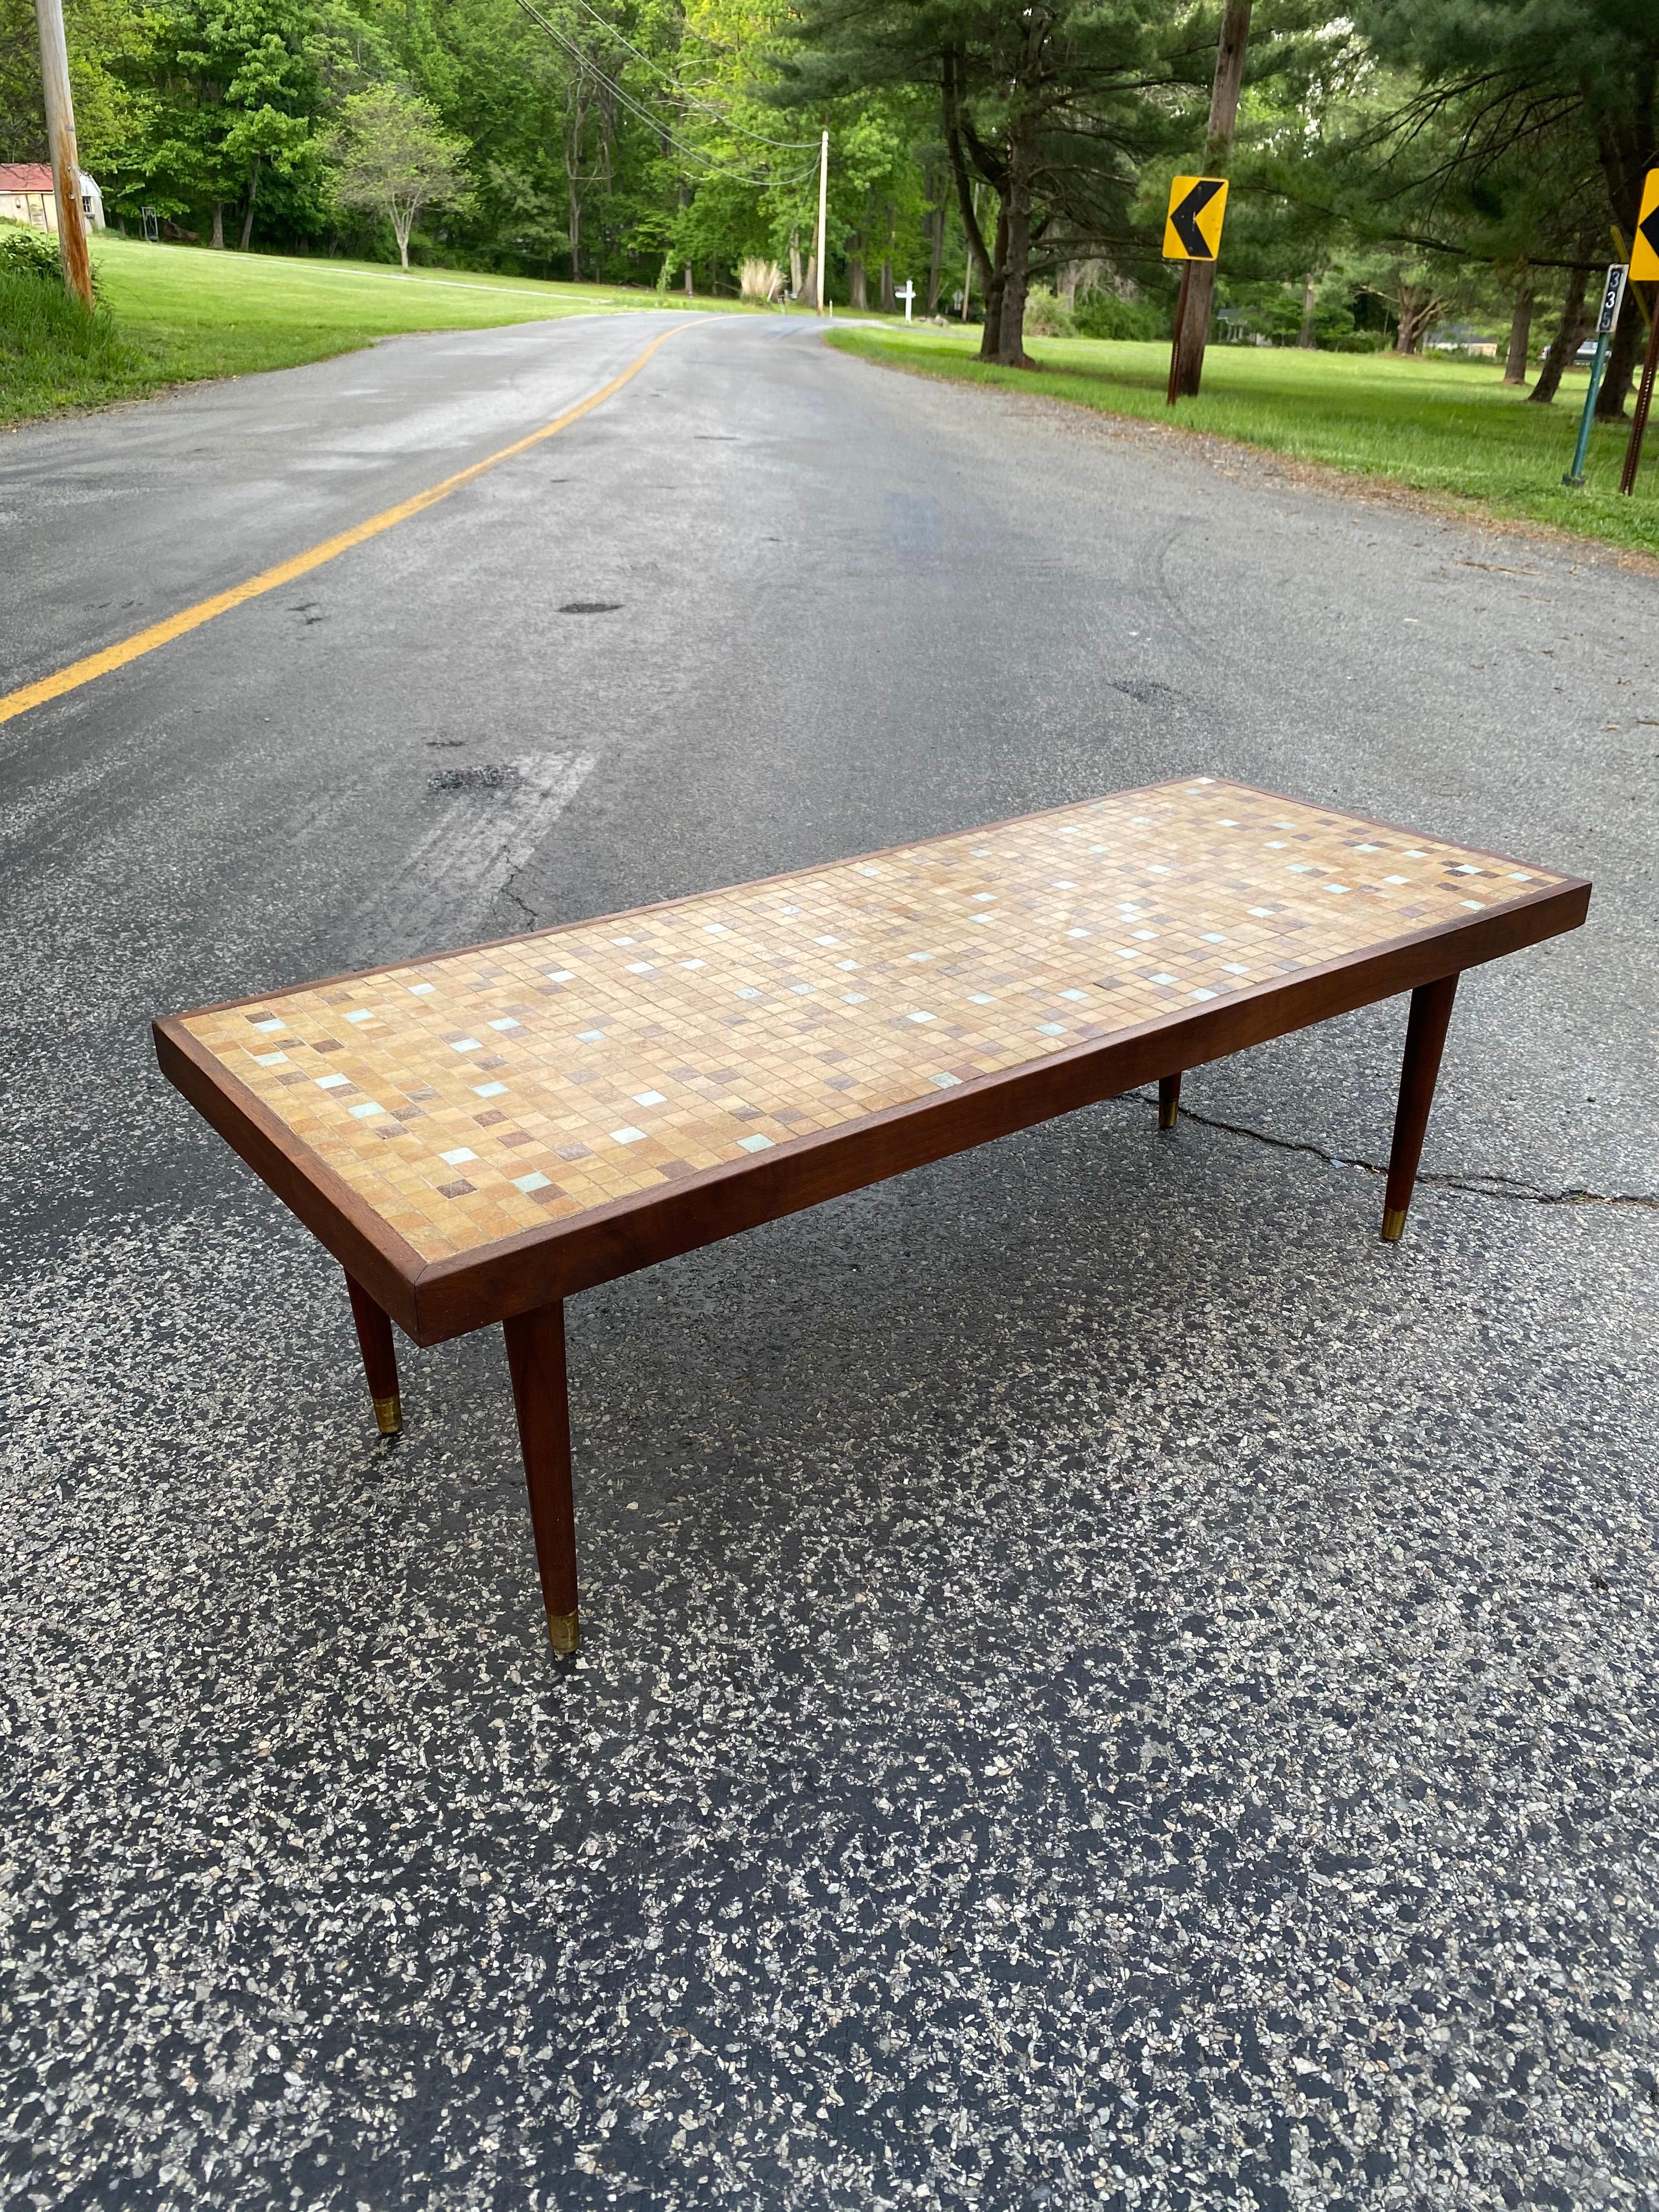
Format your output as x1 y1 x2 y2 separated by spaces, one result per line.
172 779 1577 1270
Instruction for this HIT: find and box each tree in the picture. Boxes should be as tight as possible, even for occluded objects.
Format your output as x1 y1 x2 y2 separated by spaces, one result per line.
1356 0 1659 415
105 0 322 247
0 0 140 169
329 83 469 267
779 0 1212 367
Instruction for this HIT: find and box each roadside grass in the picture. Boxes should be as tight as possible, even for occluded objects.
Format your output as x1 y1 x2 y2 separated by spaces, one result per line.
1 232 776 426
829 323 1659 560
0 262 140 421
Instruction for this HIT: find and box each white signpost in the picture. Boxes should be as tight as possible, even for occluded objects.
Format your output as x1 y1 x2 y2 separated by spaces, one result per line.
895 279 915 323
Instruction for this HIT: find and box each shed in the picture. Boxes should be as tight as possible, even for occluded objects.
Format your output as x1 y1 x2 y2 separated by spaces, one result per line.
0 162 105 232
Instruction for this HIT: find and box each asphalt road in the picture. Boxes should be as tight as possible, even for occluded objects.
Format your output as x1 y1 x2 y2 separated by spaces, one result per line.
2 311 1657 2212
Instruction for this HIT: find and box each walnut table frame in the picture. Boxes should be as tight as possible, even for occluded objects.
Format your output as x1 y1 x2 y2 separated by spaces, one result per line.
154 779 1589 1655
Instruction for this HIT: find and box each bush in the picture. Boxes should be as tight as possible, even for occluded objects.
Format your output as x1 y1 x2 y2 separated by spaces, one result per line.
0 218 105 301
0 220 65 284
1072 288 1167 342
1022 284 1075 337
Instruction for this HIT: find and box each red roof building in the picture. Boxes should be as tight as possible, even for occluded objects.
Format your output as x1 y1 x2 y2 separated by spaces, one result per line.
0 161 105 231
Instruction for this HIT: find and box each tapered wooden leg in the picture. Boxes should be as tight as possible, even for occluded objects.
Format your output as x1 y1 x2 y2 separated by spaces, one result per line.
1158 1073 1183 1130
503 1302 580 1655
1381 974 1459 1242
345 1271 401 1434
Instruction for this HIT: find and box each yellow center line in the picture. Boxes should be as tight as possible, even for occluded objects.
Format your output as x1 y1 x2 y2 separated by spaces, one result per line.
0 319 696 730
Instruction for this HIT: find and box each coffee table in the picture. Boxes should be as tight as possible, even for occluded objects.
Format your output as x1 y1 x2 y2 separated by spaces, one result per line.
154 778 1589 1654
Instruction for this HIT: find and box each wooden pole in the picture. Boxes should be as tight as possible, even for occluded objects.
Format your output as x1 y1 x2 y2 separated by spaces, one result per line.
1618 306 1659 495
1166 262 1192 405
1169 0 1252 401
815 129 828 315
33 0 93 310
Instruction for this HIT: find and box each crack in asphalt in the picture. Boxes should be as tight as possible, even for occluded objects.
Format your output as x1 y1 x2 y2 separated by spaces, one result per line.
1127 1089 1659 1213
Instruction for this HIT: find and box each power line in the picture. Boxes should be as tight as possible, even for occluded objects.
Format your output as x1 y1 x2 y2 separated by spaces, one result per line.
510 0 821 189
560 0 818 151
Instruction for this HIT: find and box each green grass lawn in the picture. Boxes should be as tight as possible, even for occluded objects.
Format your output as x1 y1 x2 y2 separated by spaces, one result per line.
1 232 776 425
830 323 1659 560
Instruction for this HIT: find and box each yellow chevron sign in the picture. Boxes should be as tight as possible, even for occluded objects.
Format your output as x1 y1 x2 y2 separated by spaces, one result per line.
1164 176 1229 262
1632 170 1659 282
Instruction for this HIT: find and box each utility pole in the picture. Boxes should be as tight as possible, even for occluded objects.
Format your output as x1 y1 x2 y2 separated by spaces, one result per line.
33 0 93 309
1168 0 1251 401
814 129 829 315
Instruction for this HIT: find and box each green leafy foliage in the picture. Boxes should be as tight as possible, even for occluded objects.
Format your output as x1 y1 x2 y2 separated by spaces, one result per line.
0 218 64 282
328 82 469 265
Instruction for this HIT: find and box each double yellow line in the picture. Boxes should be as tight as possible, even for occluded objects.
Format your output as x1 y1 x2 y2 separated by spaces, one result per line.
0 319 693 729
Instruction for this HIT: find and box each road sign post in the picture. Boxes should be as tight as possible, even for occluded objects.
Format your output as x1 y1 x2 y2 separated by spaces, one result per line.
1618 170 1659 496
1563 265 1627 486
1162 175 1228 408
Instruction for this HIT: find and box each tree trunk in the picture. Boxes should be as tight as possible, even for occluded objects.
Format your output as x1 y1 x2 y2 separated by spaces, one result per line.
1170 0 1253 398
1503 274 1533 382
1595 290 1644 419
1296 272 1318 348
985 106 1038 368
978 200 1009 362
565 77 588 283
995 184 1033 366
1392 288 1438 354
210 200 225 249
847 246 866 311
880 259 895 312
942 53 994 321
237 156 260 251
683 260 693 297
1528 263 1590 404
926 202 944 313
789 230 803 300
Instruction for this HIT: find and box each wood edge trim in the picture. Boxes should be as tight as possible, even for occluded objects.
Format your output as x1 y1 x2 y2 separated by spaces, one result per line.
152 1016 427 1333
405 877 1589 1342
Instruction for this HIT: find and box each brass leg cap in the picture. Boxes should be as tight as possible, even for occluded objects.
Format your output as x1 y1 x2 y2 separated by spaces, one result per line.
1380 1207 1408 1243
373 1394 403 1435
1159 1102 1180 1130
547 1610 581 1656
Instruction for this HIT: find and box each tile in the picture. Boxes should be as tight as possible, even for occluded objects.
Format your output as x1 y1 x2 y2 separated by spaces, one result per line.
181 781 1567 1266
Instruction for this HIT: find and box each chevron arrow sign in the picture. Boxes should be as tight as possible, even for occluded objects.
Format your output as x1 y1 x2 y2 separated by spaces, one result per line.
1632 170 1659 283
1163 176 1229 263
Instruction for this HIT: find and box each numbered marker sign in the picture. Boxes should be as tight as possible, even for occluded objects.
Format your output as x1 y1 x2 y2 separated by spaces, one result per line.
1163 176 1229 263
1598 265 1628 336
